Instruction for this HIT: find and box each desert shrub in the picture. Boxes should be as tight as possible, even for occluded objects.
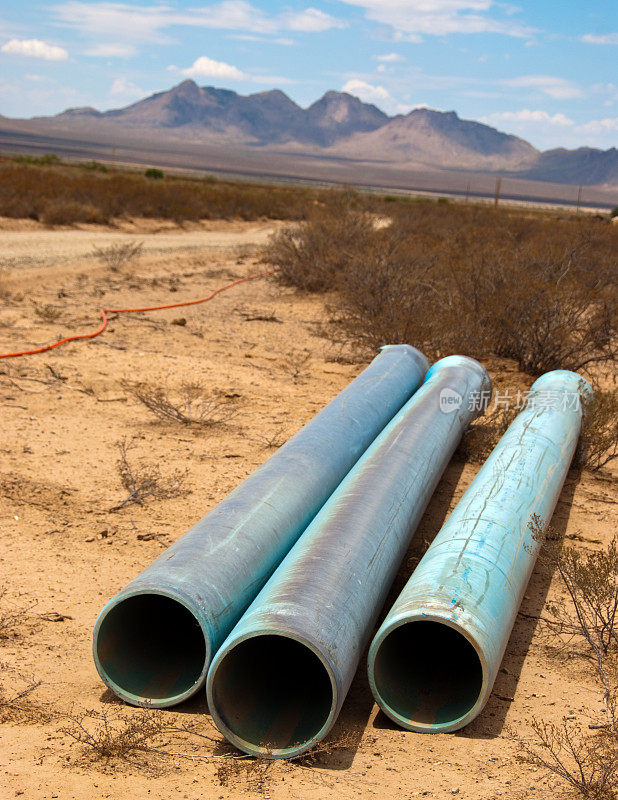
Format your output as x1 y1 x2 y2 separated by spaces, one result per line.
518 520 618 799
0 157 327 223
268 203 618 375
124 381 239 426
61 708 168 763
110 439 186 512
265 196 376 291
576 389 618 471
145 168 164 179
41 199 106 225
92 240 143 271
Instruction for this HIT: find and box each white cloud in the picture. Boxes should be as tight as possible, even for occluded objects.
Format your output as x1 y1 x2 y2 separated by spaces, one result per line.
579 117 618 136
480 109 574 127
181 56 245 81
110 77 143 97
342 78 391 103
85 42 137 57
2 38 68 61
504 75 582 99
374 53 404 62
581 33 618 45
52 1 345 44
337 0 536 40
283 7 346 32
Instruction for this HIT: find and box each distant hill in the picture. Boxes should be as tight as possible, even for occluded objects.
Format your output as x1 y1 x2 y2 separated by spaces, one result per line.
15 80 618 186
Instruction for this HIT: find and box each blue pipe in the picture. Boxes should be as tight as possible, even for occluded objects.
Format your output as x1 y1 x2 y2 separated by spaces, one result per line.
206 356 491 757
93 344 428 707
367 370 591 733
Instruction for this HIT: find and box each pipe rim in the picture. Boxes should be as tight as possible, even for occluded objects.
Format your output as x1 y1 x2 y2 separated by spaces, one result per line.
206 629 339 759
368 613 490 733
92 587 211 708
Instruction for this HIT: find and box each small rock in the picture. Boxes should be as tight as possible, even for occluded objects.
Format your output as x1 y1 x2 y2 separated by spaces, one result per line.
171 317 187 326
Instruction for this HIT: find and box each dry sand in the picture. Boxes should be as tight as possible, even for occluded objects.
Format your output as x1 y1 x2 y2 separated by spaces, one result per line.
0 218 616 799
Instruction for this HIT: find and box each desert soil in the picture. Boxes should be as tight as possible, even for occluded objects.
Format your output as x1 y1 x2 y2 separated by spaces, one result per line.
0 217 616 800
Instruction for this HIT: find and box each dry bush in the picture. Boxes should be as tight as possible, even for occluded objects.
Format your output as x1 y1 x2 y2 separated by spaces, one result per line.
268 203 618 375
40 199 106 226
61 708 169 763
283 350 312 384
0 670 43 723
576 389 618 471
92 240 143 271
519 716 617 800
0 157 325 223
110 439 186 512
457 404 519 462
124 380 239 426
0 587 35 640
265 193 377 291
33 303 62 323
216 756 272 792
517 518 618 799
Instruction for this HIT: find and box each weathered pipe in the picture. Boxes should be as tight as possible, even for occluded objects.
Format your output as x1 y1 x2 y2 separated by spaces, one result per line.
93 344 429 707
368 370 591 733
206 355 491 757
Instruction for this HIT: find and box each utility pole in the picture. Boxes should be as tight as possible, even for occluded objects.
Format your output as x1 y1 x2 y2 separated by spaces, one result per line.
576 184 583 214
465 182 470 203
494 177 502 207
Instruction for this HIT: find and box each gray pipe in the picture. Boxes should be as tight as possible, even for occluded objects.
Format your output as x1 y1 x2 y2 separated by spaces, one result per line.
367 370 591 733
206 355 491 757
93 344 428 707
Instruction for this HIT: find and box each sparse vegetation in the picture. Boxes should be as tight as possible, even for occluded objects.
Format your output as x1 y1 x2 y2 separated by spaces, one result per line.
576 389 618 471
110 439 186 512
516 518 618 799
0 155 333 223
124 380 239 426
92 240 143 271
267 202 618 378
33 303 62 323
145 168 164 180
60 708 169 763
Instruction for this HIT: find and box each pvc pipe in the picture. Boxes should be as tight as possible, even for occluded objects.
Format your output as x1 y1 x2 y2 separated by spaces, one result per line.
93 344 428 707
206 356 491 757
368 370 591 734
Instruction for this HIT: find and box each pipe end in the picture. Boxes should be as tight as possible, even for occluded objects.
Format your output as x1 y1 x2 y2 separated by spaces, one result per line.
93 589 211 708
207 632 338 758
368 616 489 733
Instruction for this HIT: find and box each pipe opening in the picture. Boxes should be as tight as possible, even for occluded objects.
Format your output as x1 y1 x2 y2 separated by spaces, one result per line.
210 635 334 754
372 621 483 728
95 594 206 703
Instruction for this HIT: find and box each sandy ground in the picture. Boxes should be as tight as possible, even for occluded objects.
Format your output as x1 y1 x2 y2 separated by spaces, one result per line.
0 218 616 800
0 217 278 269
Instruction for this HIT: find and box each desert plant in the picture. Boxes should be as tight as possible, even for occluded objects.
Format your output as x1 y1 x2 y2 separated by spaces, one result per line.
265 198 377 292
145 168 164 179
519 716 617 800
41 199 106 225
576 389 618 471
92 240 143 271
110 439 186 512
0 587 35 640
61 708 169 762
33 303 62 322
124 381 239 426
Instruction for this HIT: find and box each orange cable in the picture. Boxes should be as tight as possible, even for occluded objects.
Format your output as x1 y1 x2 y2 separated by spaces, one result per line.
0 269 276 359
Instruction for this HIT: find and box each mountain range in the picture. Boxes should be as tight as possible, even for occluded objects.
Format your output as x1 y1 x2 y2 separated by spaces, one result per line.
15 80 618 187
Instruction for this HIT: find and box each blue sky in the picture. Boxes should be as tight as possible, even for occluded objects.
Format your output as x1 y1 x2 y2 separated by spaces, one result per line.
0 1 616 150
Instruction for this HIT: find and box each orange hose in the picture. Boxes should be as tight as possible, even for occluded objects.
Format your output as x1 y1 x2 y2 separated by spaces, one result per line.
0 270 276 359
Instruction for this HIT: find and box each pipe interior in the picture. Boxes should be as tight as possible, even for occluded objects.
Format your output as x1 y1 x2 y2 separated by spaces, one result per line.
95 594 206 701
373 621 483 727
210 635 333 752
